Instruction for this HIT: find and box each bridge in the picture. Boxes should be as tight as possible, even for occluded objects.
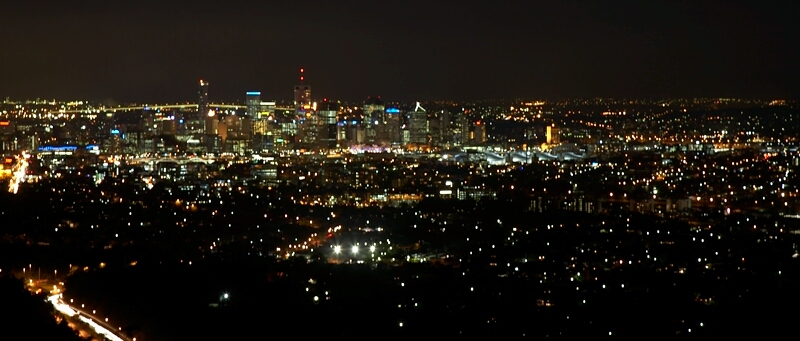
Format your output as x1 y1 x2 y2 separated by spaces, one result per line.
127 156 236 165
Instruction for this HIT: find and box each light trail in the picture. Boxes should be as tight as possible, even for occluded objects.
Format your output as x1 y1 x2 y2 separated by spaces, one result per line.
48 294 129 341
8 151 29 194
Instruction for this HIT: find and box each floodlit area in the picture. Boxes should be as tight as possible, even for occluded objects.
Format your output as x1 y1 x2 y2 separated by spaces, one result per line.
48 294 127 341
7 151 29 194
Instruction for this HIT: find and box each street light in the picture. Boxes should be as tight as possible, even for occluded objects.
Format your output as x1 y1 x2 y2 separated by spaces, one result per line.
352 245 359 255
333 245 341 254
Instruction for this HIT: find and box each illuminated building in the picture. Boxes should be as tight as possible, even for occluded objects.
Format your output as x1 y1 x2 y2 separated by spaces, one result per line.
204 109 220 152
453 115 469 147
198 80 209 118
154 111 177 135
438 109 451 147
253 101 276 151
246 92 262 151
472 121 486 144
317 100 339 149
546 125 560 145
363 97 384 145
246 92 261 118
294 68 311 109
409 102 428 145
0 120 15 152
384 107 402 146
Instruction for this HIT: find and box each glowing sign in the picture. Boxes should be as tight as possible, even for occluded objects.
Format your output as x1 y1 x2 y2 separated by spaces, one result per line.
386 108 400 113
110 129 120 134
246 92 261 96
38 146 78 152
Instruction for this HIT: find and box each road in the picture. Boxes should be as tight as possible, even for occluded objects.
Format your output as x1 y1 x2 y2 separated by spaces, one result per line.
48 294 133 341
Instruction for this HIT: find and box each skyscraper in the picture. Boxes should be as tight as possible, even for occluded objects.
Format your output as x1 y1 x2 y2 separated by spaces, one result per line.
409 102 428 145
198 80 209 118
317 100 339 150
294 68 311 109
364 97 384 145
246 92 261 118
385 107 402 146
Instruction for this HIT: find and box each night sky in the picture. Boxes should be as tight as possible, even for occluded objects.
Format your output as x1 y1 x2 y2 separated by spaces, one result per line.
1 0 798 103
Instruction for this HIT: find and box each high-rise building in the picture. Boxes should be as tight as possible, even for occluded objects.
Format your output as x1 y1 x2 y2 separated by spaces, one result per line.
317 100 339 150
253 101 276 151
204 109 219 152
472 121 487 144
198 80 209 118
294 68 311 109
409 102 428 145
364 97 384 145
454 115 470 147
246 92 261 118
384 107 402 146
439 109 451 147
546 125 560 145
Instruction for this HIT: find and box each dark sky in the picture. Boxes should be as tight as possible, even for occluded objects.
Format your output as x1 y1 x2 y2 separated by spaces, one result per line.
0 0 798 103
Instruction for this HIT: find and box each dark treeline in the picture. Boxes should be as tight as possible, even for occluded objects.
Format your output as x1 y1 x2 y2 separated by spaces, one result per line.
0 275 85 340
63 255 800 340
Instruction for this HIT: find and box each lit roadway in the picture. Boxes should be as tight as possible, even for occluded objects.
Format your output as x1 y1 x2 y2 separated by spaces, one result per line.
49 294 133 341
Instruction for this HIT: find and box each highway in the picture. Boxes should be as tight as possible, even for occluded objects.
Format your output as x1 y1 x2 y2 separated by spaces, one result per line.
48 294 133 341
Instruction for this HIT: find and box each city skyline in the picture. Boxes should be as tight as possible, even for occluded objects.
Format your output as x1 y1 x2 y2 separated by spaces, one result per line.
1 1 798 103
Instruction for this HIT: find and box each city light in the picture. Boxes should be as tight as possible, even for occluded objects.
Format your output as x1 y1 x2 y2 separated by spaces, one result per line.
7 151 29 194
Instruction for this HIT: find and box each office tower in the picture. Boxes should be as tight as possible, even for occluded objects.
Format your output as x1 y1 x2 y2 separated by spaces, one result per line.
454 115 469 147
472 121 487 144
198 80 209 118
317 100 339 150
246 91 261 150
294 68 311 109
246 92 261 118
363 97 384 145
204 109 219 152
439 109 451 147
253 101 276 151
546 125 560 145
409 102 428 145
384 107 402 147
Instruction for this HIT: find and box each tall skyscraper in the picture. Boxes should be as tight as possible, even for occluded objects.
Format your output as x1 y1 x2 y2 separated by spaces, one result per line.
317 100 339 150
385 107 402 146
246 92 261 118
409 102 428 145
294 68 311 109
364 97 384 145
439 109 451 147
198 80 209 118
